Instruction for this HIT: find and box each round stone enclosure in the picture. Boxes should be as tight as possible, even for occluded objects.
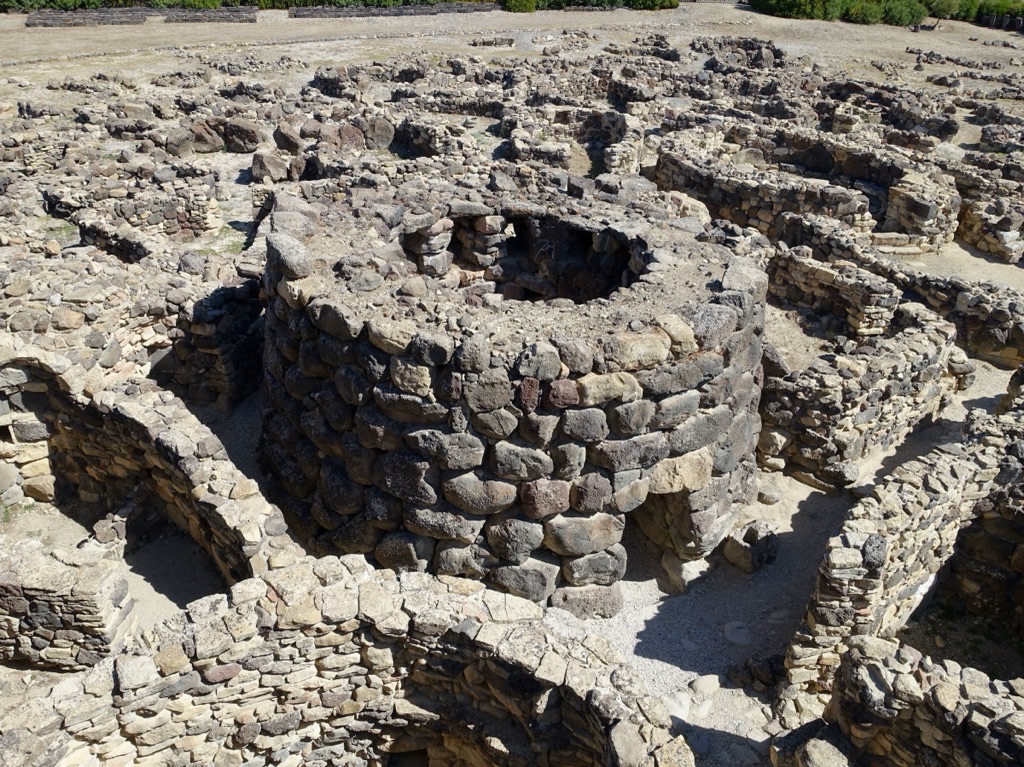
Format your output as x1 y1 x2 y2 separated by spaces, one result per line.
260 182 767 615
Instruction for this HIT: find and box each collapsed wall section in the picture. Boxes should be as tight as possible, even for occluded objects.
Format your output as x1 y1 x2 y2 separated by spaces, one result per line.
828 636 1024 767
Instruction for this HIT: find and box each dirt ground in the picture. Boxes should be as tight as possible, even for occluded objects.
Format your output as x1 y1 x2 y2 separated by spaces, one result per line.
1 6 1022 79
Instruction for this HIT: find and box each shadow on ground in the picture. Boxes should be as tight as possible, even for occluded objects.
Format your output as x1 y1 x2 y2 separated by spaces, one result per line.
123 519 225 625
629 488 842 681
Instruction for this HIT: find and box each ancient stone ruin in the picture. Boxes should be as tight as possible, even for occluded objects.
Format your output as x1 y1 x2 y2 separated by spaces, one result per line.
2 17 1024 767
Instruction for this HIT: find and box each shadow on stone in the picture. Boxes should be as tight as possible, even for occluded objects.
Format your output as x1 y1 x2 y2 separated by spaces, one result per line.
150 281 264 410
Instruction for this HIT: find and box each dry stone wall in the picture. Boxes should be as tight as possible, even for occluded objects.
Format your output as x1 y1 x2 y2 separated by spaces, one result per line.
0 536 135 671
654 123 962 252
289 3 501 17
828 636 1024 767
946 426 1024 639
958 197 1024 264
779 408 1022 726
163 277 265 408
0 226 262 411
41 160 222 249
1 362 58 507
259 180 767 616
934 151 1024 264
777 212 1024 369
24 7 257 27
767 246 901 337
5 33 1024 767
655 142 875 242
760 253 966 487
45 556 693 767
0 345 291 588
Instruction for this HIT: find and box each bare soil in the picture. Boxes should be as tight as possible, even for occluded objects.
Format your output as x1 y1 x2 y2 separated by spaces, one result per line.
2 7 1022 86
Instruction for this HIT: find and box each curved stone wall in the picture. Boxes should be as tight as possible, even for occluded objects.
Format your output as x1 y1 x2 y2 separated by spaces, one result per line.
750 240 970 488
654 123 962 252
259 180 767 614
779 407 1022 725
777 212 1024 368
946 419 1024 638
768 246 902 337
2 173 262 410
48 556 692 767
0 346 292 588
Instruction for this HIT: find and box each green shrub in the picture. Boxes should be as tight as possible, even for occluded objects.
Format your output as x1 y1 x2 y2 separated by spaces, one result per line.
750 0 819 17
843 0 884 21
977 0 1024 15
628 0 676 8
882 0 927 23
929 0 958 16
820 0 850 19
504 0 535 10
954 0 978 16
753 0 966 21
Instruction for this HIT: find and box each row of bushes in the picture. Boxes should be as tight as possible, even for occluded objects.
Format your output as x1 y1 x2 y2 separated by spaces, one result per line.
977 0 1024 17
750 0 1024 23
508 0 677 9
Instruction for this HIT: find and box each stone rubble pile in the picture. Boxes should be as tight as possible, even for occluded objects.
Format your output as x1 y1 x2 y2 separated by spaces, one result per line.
828 635 1024 767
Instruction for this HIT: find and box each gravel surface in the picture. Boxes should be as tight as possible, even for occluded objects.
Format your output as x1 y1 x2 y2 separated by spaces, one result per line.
123 527 226 628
